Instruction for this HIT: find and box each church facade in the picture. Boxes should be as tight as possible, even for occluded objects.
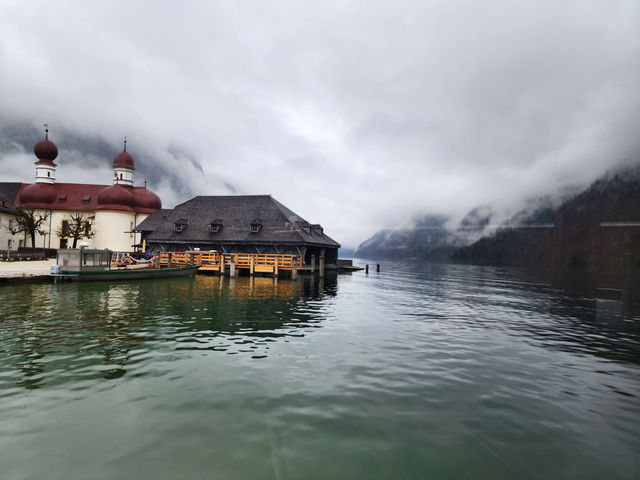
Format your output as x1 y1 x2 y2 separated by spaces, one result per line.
0 130 162 252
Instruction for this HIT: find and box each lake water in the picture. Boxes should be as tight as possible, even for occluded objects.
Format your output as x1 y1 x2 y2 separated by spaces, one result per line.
1 263 639 479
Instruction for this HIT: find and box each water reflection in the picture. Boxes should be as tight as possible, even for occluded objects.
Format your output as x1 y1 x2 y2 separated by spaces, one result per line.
476 266 640 364
0 274 337 393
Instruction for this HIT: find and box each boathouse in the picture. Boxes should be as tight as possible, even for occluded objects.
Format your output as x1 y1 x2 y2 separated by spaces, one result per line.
136 195 341 268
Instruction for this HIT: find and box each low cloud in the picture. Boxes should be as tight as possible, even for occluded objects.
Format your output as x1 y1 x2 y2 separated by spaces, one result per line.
1 0 638 248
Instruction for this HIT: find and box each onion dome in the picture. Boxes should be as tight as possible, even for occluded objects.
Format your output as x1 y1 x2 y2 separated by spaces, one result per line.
97 184 134 211
113 144 135 170
18 183 56 205
133 187 162 212
34 132 58 164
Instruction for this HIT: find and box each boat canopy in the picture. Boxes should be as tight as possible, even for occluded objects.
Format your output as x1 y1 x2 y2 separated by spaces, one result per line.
57 248 111 272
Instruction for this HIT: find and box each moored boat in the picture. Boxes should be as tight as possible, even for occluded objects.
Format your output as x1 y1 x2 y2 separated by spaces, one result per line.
51 248 199 281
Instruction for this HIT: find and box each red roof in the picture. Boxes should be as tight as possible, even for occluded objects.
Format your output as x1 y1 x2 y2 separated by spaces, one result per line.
15 183 161 213
34 136 58 164
18 183 57 206
113 149 135 170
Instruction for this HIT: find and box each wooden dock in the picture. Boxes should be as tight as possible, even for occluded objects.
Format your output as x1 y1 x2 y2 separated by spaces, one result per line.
163 251 314 277
110 251 329 277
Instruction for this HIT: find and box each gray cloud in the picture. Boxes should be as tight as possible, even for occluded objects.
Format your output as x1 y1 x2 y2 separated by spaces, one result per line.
1 0 638 247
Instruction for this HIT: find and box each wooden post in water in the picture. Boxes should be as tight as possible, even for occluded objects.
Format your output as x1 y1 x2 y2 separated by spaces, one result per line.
292 261 298 280
275 256 279 277
155 255 160 269
250 255 255 276
376 264 380 273
311 254 316 273
230 258 236 277
365 264 369 274
319 256 325 277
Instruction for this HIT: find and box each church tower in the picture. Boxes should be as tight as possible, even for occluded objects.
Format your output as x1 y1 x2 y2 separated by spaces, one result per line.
33 125 58 184
113 139 135 186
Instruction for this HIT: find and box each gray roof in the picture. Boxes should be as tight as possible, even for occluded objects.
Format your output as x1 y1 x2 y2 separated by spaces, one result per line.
137 195 340 247
0 182 22 215
0 182 22 203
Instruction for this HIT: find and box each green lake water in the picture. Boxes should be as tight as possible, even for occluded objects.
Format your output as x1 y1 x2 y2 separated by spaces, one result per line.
1 263 639 479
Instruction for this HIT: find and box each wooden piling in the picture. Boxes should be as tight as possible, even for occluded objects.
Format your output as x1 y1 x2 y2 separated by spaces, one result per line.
365 264 369 274
319 256 325 277
311 255 316 273
376 264 380 273
292 261 298 280
275 256 279 277
230 259 236 277
250 255 255 276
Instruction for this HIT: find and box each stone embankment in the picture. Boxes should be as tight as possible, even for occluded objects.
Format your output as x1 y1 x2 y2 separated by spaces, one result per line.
0 259 56 283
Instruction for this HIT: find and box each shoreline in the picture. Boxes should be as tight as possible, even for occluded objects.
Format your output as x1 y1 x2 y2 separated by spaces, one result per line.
0 259 56 284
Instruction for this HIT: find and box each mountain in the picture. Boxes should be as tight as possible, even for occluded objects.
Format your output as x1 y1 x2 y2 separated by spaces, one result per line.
454 164 640 268
355 212 487 261
356 163 640 269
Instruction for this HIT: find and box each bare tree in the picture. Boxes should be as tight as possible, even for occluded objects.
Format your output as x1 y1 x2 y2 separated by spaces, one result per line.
57 212 96 248
7 209 48 248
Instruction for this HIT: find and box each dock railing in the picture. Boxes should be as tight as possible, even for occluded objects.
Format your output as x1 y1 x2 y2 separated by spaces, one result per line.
156 251 302 274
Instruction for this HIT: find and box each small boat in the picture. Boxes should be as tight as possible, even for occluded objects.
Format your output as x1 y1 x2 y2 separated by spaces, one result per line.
51 248 199 281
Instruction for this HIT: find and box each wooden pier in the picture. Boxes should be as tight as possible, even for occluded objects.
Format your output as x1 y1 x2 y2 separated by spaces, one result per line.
110 251 331 277
162 251 308 277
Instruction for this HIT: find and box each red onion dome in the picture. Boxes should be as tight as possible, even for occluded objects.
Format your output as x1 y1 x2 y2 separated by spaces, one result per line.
34 136 58 163
18 183 56 206
133 187 162 212
113 148 135 170
97 184 134 211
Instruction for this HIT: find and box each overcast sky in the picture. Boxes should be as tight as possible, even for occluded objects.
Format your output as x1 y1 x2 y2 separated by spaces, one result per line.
1 0 639 248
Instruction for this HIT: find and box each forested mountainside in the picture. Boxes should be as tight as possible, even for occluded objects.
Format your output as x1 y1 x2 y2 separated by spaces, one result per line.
455 164 640 268
356 163 640 269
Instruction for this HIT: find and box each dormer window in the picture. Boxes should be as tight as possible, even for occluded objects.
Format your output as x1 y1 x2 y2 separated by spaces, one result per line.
175 219 188 232
250 223 262 233
58 195 67 203
311 224 323 235
210 220 223 233
82 195 91 205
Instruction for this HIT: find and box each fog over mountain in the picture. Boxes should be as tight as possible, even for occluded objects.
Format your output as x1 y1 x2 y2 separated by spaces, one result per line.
1 1 639 249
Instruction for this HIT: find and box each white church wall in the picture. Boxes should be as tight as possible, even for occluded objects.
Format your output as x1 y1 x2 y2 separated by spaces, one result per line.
93 210 148 252
0 212 23 251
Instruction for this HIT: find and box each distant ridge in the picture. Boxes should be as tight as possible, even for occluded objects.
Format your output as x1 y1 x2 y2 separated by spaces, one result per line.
355 163 640 268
